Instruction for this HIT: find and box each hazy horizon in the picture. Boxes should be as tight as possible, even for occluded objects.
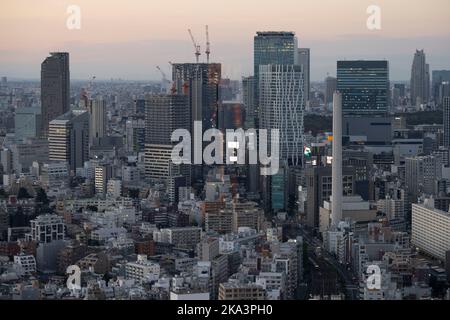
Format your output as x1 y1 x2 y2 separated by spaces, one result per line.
1 0 450 81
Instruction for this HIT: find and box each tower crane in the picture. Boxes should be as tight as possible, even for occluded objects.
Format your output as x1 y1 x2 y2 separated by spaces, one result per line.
80 75 96 108
156 66 171 93
205 25 211 64
188 29 201 63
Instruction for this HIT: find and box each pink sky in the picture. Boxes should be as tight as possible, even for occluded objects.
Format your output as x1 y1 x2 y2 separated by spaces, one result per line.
1 0 450 80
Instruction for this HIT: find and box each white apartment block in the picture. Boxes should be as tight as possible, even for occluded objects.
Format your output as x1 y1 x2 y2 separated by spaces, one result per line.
125 255 160 283
14 254 37 275
412 203 450 260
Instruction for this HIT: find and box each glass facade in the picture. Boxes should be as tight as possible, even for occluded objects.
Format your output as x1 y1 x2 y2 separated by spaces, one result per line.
337 60 389 115
254 32 297 103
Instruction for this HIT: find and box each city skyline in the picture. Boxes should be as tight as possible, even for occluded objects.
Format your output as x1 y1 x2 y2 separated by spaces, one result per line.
1 0 450 81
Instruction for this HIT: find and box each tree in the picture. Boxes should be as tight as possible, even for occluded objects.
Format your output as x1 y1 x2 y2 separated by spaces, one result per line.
35 188 50 205
128 188 140 199
17 187 32 199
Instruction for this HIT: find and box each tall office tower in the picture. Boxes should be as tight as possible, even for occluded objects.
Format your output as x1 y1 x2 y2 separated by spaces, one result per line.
331 92 343 227
172 63 221 131
144 94 190 202
145 94 190 144
432 70 450 104
324 76 337 105
242 76 256 129
444 97 450 148
48 109 89 172
254 32 297 110
337 60 389 115
259 64 305 166
172 63 221 184
41 52 70 137
410 50 430 107
298 48 310 106
88 98 106 145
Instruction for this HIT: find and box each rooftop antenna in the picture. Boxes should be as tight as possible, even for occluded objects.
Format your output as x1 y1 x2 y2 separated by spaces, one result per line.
188 29 201 63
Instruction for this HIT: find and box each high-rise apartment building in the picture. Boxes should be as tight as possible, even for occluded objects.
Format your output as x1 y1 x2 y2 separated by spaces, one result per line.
337 60 389 115
412 202 450 261
48 109 89 172
41 52 70 137
88 98 106 144
410 50 430 107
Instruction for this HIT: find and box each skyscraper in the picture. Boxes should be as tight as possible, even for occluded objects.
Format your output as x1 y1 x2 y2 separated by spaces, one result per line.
41 52 70 137
297 48 310 105
144 94 190 145
172 63 221 184
242 76 256 129
410 50 430 107
337 60 389 116
254 32 297 108
144 94 190 202
48 109 89 172
259 64 304 166
325 76 337 105
444 97 450 148
432 70 450 104
88 98 106 145
172 63 221 131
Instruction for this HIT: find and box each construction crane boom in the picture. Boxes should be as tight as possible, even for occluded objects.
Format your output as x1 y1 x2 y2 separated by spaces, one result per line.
188 29 201 63
156 66 171 93
205 25 210 64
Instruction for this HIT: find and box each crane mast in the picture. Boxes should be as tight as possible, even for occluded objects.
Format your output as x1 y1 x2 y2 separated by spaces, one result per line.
188 29 201 63
205 25 210 64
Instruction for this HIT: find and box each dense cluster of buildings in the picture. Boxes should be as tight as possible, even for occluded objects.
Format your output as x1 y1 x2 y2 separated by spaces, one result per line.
0 30 450 301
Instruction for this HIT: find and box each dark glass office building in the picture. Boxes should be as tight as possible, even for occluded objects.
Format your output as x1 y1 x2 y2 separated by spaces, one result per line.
41 52 70 137
254 32 297 104
337 60 389 116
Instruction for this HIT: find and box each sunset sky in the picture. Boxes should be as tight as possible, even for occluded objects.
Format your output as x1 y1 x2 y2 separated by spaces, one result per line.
1 0 450 81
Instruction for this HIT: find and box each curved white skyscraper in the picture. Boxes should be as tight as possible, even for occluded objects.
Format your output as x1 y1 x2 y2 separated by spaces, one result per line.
259 64 305 166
